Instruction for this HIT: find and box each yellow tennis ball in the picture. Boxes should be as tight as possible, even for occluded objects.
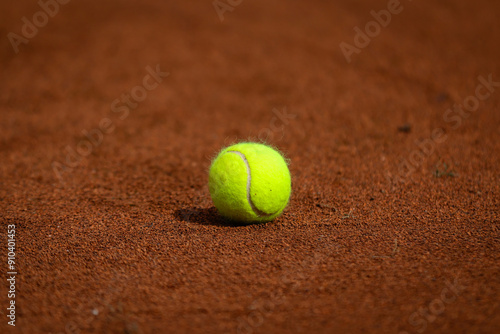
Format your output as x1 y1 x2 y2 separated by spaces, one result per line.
209 142 291 223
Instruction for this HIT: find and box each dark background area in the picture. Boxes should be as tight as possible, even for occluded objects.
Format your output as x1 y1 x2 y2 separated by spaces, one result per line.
0 0 499 333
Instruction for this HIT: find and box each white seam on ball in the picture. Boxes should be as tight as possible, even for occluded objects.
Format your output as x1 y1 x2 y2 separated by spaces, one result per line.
227 151 274 218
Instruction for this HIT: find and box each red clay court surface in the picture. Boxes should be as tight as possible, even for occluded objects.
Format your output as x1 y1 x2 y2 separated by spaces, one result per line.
0 0 499 333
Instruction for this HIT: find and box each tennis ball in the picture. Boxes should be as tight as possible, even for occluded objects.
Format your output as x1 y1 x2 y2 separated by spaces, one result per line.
209 142 291 223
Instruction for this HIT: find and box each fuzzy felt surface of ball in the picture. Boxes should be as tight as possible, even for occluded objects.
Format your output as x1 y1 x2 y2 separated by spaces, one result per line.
208 142 291 223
